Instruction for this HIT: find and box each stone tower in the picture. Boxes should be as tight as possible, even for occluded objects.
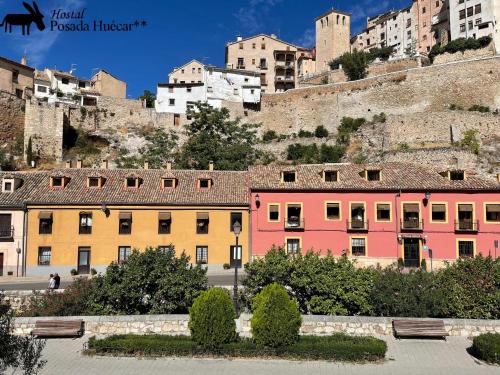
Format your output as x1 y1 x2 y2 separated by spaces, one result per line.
315 9 351 73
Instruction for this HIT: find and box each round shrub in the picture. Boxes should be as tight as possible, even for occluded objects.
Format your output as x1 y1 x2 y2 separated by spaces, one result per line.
471 333 500 364
251 283 302 348
188 288 236 349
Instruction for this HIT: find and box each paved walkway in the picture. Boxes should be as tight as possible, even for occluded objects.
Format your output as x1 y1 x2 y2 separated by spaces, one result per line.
16 335 498 375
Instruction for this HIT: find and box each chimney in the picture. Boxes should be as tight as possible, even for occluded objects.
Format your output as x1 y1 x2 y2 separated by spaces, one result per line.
208 161 214 171
144 161 149 170
65 160 72 168
101 159 108 169
21 54 27 66
76 159 83 169
166 161 172 170
236 35 243 42
270 33 277 39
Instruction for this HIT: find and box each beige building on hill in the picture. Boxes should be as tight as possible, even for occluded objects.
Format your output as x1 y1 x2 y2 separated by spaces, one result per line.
225 34 313 92
90 70 127 99
414 0 450 54
0 56 34 99
315 9 351 72
169 60 205 84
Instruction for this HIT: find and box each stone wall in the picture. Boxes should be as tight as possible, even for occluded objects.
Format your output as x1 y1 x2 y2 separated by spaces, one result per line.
2 290 64 312
12 314 500 338
0 90 25 154
433 43 496 65
23 98 64 162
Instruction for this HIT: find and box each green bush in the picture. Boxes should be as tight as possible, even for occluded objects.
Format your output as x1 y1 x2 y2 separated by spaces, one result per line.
314 125 329 138
262 130 278 142
251 283 301 348
429 36 492 62
372 112 387 123
398 143 410 151
468 105 490 113
459 129 480 154
189 288 237 349
297 129 314 138
367 46 394 62
449 104 464 111
471 333 500 364
286 143 345 163
337 117 366 145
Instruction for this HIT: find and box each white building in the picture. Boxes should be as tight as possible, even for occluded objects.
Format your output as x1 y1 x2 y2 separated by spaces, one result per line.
449 0 496 42
156 66 261 114
495 0 500 51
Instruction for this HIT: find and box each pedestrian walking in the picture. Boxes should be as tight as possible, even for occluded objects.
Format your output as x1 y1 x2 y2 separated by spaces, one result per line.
48 274 55 290
54 273 61 289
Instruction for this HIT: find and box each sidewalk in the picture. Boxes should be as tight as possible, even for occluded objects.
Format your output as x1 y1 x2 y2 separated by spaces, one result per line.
20 335 499 375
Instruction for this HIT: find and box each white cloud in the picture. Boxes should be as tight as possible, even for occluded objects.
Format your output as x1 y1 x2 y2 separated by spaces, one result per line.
294 28 314 48
9 0 86 67
233 0 283 34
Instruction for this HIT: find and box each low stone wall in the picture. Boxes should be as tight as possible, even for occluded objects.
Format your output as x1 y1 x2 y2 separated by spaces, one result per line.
2 290 64 312
12 314 500 338
433 44 496 65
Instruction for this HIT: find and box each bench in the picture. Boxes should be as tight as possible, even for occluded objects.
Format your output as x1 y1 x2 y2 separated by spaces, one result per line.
393 319 449 339
31 319 84 338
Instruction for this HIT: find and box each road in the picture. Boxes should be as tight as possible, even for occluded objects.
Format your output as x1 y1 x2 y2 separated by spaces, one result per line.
0 273 245 291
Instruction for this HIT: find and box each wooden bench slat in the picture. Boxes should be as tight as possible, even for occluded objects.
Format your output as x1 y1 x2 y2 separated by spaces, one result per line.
32 319 84 338
393 319 449 338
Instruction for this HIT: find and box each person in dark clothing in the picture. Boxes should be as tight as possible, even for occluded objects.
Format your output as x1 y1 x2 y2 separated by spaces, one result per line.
54 273 61 289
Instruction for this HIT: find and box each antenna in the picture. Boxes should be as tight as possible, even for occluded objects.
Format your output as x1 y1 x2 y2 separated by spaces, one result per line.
69 64 77 75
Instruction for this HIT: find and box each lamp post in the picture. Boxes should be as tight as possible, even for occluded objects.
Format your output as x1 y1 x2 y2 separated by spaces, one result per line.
16 245 21 277
232 221 242 315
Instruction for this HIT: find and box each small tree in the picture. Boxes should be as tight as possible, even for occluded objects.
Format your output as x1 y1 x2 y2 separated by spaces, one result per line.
139 90 156 109
251 283 301 348
189 288 237 349
459 129 480 154
314 125 329 138
339 50 369 81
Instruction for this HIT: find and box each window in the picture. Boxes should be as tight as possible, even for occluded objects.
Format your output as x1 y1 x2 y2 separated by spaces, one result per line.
51 177 64 188
468 20 473 30
351 238 366 256
207 86 213 93
457 204 474 229
39 212 53 234
37 85 47 93
192 67 195 73
168 86 174 93
0 214 12 238
431 204 447 222
458 240 474 258
407 30 412 38
449 170 465 181
459 10 466 20
2 180 13 193
198 179 211 189
198 68 201 73
423 21 427 27
475 4 481 14
158 245 172 255
233 88 238 95
12 70 19 83
125 177 139 188
118 246 131 263
119 212 132 234
61 78 69 85
286 204 302 228
282 171 296 182
467 7 473 17
38 247 51 265
268 204 280 222
460 23 466 32
88 177 101 188
158 212 172 234
422 6 426 14
324 170 338 182
261 43 266 50
230 212 242 232
380 32 386 40
376 203 391 221
476 18 482 25
237 58 245 68
251 58 256 65
366 170 381 181
239 43 243 49
196 246 208 264
162 178 176 188
78 81 86 88
406 19 411 28
181 69 185 74
435 1 439 7
196 213 209 234
187 87 192 93
485 204 500 223
260 58 267 69
169 99 175 106
286 238 300 255
79 212 92 234
252 43 256 49
326 202 340 220
350 203 366 228
402 203 420 229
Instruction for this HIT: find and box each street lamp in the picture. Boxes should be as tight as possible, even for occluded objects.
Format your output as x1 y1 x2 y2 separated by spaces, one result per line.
232 221 242 315
16 245 21 277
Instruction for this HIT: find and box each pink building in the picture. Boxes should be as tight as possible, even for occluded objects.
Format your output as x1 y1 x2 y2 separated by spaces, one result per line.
249 163 500 268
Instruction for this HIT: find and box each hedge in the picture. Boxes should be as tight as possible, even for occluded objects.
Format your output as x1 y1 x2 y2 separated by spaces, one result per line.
471 333 500 364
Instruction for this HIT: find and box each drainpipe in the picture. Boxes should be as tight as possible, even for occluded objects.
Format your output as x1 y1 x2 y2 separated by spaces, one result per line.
21 202 28 277
394 190 401 260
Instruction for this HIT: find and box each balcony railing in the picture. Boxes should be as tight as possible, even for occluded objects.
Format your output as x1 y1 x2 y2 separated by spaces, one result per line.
400 219 424 231
0 226 14 240
259 64 268 70
284 218 304 230
275 76 295 82
347 219 369 231
455 220 479 232
237 64 245 69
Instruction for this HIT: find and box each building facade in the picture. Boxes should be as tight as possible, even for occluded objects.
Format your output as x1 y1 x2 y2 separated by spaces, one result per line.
449 0 496 43
0 56 34 98
315 9 351 72
1 165 249 276
249 163 500 268
414 0 451 54
90 70 127 99
226 34 310 92
168 60 205 84
156 67 261 114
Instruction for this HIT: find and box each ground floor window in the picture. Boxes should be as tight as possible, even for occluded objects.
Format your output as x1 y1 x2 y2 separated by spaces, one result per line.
118 246 132 263
286 238 300 255
196 246 208 264
38 247 51 266
351 238 366 256
158 245 172 255
458 240 474 258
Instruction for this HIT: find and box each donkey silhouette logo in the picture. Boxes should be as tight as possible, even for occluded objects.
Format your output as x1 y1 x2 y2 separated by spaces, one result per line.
1 1 45 35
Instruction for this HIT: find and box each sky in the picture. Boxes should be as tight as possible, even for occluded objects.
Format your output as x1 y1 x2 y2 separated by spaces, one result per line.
0 0 410 98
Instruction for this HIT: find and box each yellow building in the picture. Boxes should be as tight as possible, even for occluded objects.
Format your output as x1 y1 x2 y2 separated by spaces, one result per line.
21 165 249 276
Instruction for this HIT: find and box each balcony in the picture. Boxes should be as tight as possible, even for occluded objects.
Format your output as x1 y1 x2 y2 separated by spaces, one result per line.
284 217 304 231
0 226 14 241
275 60 295 68
275 76 295 82
400 219 424 231
455 220 479 233
236 64 245 69
347 219 369 231
259 64 268 70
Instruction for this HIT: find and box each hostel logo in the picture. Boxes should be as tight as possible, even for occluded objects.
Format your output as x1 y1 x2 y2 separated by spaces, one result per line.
1 1 46 35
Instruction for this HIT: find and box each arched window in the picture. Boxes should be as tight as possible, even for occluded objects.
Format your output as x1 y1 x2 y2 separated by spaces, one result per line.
342 16 346 26
337 15 340 24
326 17 329 26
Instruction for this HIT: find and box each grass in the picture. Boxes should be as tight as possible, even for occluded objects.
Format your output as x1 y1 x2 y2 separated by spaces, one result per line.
86 334 387 362
471 333 500 365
